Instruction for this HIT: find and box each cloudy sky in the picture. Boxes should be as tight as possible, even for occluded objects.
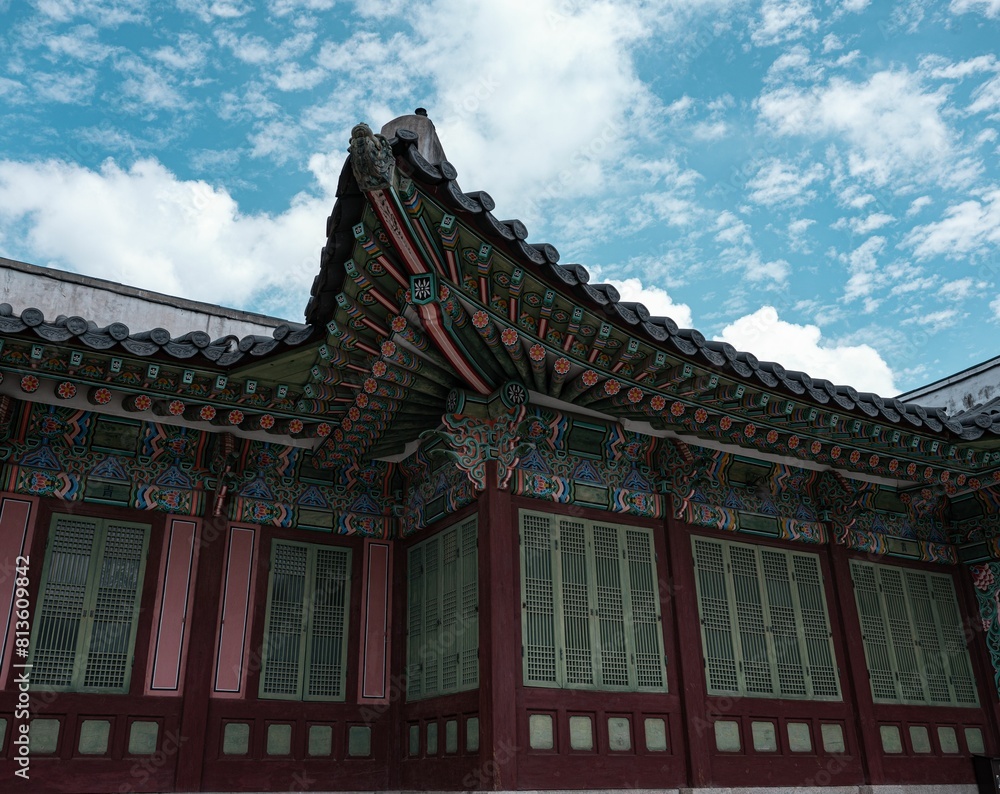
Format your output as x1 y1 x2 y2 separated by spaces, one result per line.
1 0 999 397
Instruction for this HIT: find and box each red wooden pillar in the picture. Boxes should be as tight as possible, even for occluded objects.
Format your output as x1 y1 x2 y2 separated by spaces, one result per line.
173 513 230 792
827 542 883 785
955 564 1000 750
478 462 519 790
663 508 712 787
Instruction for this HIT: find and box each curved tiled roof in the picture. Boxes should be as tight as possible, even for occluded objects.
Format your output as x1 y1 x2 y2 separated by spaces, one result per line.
0 302 317 366
309 121 1000 444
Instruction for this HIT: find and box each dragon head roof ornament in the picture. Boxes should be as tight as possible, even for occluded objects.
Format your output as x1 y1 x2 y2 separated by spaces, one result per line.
349 122 395 191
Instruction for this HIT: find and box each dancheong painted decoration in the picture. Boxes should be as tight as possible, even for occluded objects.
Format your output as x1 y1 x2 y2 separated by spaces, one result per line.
1 110 1000 793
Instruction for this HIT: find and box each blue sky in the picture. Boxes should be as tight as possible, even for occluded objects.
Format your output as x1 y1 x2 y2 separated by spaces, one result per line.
1 0 999 397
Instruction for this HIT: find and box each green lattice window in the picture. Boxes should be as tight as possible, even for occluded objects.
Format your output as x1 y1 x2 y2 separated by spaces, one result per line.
29 514 150 693
520 510 667 691
259 540 351 701
406 516 479 701
691 535 841 700
850 560 979 707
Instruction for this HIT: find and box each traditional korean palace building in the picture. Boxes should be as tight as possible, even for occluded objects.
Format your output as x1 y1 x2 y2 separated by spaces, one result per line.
2 111 1000 794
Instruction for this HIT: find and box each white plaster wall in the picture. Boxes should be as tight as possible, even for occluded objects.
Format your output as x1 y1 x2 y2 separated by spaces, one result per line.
0 261 287 339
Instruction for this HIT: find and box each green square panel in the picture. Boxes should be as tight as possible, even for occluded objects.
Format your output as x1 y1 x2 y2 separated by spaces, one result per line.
787 722 812 753
445 720 458 754
569 716 593 751
128 721 159 755
529 714 553 750
348 726 371 757
608 717 631 752
466 717 479 753
715 720 741 753
0 718 7 752
267 724 292 756
79 720 111 755
909 726 931 754
938 726 959 754
426 722 438 755
644 718 667 752
966 727 985 755
308 725 332 757
752 721 777 752
408 724 420 757
30 719 60 754
223 722 250 755
880 725 902 754
821 723 845 754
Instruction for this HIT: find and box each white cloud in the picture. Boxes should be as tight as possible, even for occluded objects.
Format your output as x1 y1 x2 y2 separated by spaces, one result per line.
950 0 1000 18
822 33 843 52
588 268 694 328
970 75 1000 114
991 294 1000 321
747 159 826 206
840 235 887 301
114 55 188 111
33 69 96 103
46 24 115 62
151 33 210 71
905 308 962 331
903 189 1000 258
716 306 898 394
751 0 819 46
0 157 328 320
176 0 250 23
756 69 979 188
939 277 975 300
906 195 932 216
846 211 894 235
34 0 147 25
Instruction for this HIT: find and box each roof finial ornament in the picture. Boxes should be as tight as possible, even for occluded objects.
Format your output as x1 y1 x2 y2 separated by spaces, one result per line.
349 122 395 191
415 107 428 116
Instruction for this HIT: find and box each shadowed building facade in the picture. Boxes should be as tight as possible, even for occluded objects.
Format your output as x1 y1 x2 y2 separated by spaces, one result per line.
1 111 1000 793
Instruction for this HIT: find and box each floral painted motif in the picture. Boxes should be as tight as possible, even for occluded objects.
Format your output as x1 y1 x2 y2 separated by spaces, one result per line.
168 400 185 415
56 381 77 399
20 375 39 393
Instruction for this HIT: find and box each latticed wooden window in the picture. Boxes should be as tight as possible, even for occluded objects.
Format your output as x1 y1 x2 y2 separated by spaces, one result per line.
691 535 841 700
30 514 150 693
851 560 979 707
519 510 667 692
406 516 479 701
259 540 351 701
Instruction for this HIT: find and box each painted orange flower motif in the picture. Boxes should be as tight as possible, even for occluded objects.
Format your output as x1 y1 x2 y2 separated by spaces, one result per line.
356 394 369 409
529 344 546 362
719 417 732 431
501 328 519 346
168 400 185 415
56 381 76 399
199 405 216 421
92 387 112 405
788 435 799 449
811 440 822 454
288 419 304 434
604 379 621 396
391 316 407 332
472 311 489 328
924 466 934 480
316 423 332 437
364 378 378 393
133 394 152 411
20 375 39 393
650 395 666 411
372 361 387 377
670 401 685 416
694 408 708 423
907 462 917 476
766 430 778 444
849 450 861 463
744 423 757 437
582 370 599 386
554 358 571 375
228 410 244 425
381 340 396 356
830 446 841 459
259 414 275 429
869 454 879 467
957 474 966 486
888 459 898 472
349 406 361 421
626 386 642 403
